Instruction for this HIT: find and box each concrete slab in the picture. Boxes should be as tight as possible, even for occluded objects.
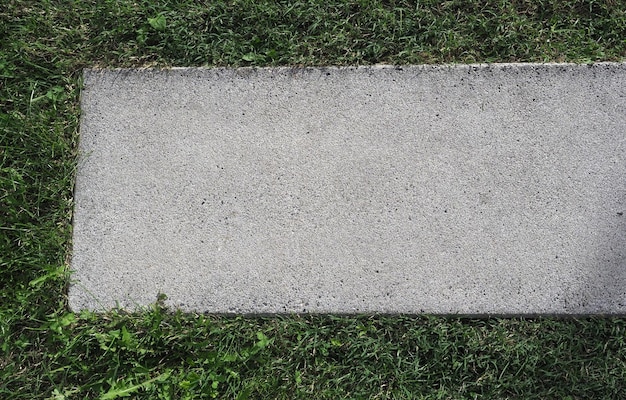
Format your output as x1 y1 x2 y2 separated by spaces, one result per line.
70 63 626 315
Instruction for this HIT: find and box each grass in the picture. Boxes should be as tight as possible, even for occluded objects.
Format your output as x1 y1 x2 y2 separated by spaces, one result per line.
1 0 626 398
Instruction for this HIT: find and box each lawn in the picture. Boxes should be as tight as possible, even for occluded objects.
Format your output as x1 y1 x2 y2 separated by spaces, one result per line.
1 0 626 398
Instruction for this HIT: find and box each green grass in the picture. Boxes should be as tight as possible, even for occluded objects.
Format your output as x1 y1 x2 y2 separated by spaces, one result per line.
1 0 626 398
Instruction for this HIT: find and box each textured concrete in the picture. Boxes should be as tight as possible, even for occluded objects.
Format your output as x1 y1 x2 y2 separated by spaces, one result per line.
70 63 626 315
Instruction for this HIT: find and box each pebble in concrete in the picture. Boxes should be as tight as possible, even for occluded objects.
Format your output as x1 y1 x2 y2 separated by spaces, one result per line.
70 63 626 315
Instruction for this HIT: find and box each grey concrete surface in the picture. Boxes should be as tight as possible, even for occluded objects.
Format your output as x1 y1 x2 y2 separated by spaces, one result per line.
70 63 626 315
